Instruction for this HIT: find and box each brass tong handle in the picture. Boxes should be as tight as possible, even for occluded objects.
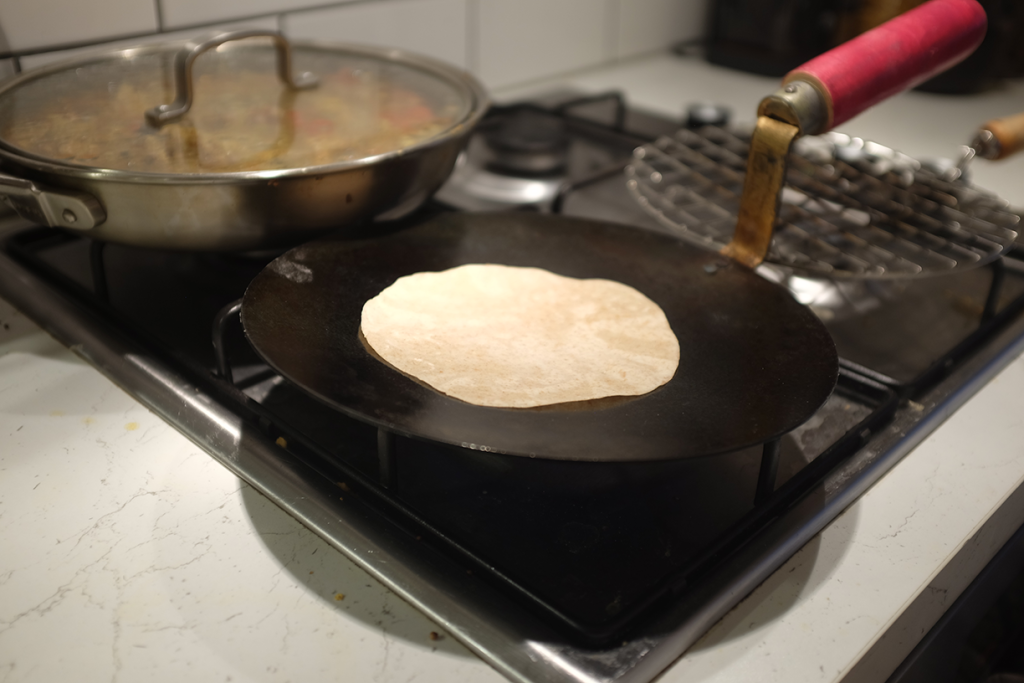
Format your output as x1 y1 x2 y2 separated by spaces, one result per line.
721 117 800 269
145 30 319 127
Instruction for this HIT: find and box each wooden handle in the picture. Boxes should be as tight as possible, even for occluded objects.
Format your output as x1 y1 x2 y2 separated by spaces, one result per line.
784 0 987 131
980 112 1024 160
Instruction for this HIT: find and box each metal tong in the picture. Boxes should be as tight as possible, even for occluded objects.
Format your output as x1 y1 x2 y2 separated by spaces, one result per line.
725 0 988 269
957 112 1024 176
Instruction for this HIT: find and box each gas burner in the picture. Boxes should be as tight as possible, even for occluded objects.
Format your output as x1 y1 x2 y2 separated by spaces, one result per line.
481 109 571 176
434 107 578 211
435 152 564 210
684 102 731 129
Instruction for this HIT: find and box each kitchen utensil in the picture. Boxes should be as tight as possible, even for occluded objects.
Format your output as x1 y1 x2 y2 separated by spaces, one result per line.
240 211 839 461
627 126 1020 278
957 111 1024 174
628 0 1007 278
0 30 488 251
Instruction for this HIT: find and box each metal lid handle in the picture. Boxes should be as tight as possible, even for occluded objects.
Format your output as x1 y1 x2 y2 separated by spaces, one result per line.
145 30 319 127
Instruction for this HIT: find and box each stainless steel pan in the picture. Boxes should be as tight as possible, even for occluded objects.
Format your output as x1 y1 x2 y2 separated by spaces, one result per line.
0 31 488 251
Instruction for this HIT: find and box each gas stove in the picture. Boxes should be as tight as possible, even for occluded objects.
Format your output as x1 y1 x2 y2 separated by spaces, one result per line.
2 91 1024 683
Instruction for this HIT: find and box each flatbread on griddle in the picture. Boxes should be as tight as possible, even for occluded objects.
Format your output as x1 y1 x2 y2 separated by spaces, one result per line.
359 264 679 408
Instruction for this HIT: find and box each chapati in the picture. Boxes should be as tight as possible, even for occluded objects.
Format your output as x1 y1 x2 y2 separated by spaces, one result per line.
359 263 680 408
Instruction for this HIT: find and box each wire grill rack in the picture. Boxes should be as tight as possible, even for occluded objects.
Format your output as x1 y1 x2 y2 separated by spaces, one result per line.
625 126 1021 278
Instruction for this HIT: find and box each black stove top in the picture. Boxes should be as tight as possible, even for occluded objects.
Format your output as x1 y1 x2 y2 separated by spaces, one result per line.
2 92 1024 682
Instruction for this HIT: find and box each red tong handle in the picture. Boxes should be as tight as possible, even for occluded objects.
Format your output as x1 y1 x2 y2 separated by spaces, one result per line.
785 0 987 132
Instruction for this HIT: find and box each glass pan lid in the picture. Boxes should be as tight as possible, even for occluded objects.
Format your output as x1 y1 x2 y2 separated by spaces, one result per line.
0 37 475 175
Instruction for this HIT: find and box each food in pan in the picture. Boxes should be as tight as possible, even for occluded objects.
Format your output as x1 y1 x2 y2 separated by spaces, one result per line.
2 66 459 174
359 264 680 408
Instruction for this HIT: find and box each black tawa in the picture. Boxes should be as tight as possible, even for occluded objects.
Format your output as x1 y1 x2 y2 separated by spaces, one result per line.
241 212 838 461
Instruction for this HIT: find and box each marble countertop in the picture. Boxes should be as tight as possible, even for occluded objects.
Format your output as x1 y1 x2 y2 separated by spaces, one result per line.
3 51 1024 683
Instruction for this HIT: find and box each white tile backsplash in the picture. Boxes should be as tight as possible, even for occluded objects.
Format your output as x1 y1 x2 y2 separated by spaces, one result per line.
161 0 338 30
284 0 468 68
477 0 611 89
0 0 158 52
1 0 707 88
615 0 705 60
18 17 280 71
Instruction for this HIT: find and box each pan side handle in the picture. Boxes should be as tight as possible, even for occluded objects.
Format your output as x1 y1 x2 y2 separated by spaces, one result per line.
0 172 105 230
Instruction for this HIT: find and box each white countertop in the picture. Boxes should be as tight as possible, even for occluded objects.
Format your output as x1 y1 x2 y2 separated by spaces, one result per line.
3 51 1024 683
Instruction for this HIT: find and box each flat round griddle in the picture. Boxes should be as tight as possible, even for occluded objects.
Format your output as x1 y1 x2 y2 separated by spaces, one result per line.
241 212 838 461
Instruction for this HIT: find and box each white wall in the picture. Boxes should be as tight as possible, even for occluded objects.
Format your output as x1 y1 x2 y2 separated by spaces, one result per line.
0 0 706 90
